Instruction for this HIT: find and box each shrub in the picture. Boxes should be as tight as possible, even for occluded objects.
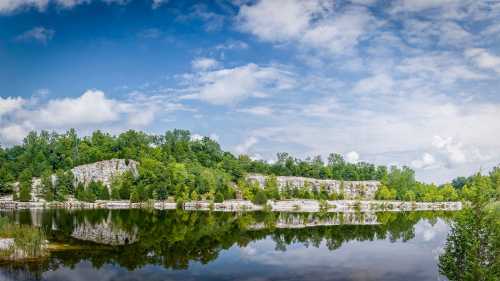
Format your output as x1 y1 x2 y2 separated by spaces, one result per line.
252 189 268 205
130 188 141 203
214 192 224 203
18 182 32 202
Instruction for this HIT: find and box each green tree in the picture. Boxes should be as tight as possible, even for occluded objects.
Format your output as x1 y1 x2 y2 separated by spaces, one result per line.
264 175 280 200
252 189 268 205
40 170 54 201
375 185 396 200
439 174 499 281
18 169 32 202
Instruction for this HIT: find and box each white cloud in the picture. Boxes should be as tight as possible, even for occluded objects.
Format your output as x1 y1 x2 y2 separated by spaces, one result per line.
0 0 144 13
0 0 91 13
0 90 185 146
181 63 295 105
237 0 324 42
238 106 273 116
345 151 359 163
237 0 377 55
209 133 219 141
235 136 259 155
465 48 500 75
151 0 167 9
35 90 123 127
411 153 437 169
215 40 248 50
0 124 30 145
16 26 55 44
191 57 219 71
301 7 377 54
432 136 468 167
0 97 25 116
353 73 394 95
191 134 204 141
390 0 461 13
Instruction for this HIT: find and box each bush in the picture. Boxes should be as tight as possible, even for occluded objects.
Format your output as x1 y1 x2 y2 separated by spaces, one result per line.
375 185 396 200
110 186 120 200
214 192 224 203
18 182 32 202
252 189 268 205
18 169 32 202
130 188 141 203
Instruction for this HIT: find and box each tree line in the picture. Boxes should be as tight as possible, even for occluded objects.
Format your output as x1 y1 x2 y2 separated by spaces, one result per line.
0 129 498 203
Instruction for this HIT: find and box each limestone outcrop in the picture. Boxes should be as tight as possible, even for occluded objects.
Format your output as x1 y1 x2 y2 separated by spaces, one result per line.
13 159 139 202
71 159 139 187
246 174 380 200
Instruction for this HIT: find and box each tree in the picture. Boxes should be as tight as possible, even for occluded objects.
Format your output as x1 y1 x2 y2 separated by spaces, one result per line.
384 166 416 200
440 184 459 201
18 169 32 202
252 189 268 205
264 175 280 200
439 174 499 281
214 192 224 203
130 187 141 203
375 185 396 200
41 170 54 201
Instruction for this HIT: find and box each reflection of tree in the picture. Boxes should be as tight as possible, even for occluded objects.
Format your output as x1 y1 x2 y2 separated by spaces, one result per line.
1 209 454 276
439 175 499 281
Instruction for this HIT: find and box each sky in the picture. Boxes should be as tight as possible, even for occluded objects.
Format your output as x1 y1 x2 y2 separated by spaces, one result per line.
1 0 500 183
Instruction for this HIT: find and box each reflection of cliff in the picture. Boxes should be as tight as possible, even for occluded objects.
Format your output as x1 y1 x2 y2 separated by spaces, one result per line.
250 212 378 230
71 221 138 245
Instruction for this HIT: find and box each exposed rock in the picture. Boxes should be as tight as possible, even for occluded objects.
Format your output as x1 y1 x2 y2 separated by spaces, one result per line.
246 174 380 200
71 159 139 188
0 198 463 212
13 159 138 202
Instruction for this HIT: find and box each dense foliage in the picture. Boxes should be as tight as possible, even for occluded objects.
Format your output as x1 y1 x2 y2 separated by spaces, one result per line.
0 129 497 202
439 173 500 281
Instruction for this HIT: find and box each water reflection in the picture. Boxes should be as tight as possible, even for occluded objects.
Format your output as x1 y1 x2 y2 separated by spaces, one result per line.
0 209 455 281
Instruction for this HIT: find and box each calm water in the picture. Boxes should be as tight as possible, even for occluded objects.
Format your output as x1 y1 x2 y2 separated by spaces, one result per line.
0 209 456 281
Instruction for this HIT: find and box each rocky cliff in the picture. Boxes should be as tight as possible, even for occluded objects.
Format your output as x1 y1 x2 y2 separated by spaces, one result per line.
14 159 139 202
246 174 380 200
71 158 139 187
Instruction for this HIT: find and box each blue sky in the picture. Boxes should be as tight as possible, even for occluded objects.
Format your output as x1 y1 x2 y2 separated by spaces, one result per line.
1 0 500 183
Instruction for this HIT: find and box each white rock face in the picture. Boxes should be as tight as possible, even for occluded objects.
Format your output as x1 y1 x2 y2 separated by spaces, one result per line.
71 159 139 187
13 159 139 201
246 174 380 200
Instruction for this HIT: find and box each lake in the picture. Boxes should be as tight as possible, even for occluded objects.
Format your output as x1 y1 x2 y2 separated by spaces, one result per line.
0 209 456 281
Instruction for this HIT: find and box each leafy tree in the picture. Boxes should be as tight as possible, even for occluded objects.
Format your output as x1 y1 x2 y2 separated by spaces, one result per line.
252 189 268 205
375 185 396 200
214 192 224 203
18 169 32 202
439 174 499 281
264 175 280 200
440 184 459 202
41 170 54 201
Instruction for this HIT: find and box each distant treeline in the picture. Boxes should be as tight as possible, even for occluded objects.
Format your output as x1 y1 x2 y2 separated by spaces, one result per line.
0 129 498 203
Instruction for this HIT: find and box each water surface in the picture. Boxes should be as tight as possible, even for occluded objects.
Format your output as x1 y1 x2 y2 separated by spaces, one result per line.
0 209 455 281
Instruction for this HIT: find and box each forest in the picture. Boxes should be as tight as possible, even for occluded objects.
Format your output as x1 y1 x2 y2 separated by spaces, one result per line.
0 129 498 203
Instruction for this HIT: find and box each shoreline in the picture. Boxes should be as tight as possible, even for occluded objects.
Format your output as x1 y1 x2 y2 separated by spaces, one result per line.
0 199 462 213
